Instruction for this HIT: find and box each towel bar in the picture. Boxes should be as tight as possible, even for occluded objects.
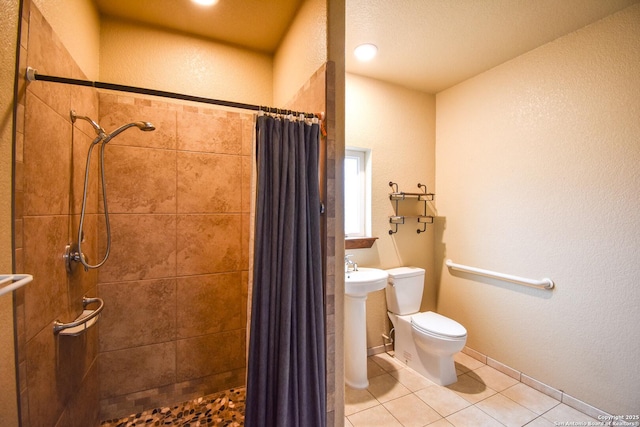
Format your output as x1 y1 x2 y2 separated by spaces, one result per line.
0 274 33 297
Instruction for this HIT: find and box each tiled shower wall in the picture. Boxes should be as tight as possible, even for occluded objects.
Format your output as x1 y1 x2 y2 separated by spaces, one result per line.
96 93 253 419
14 3 101 426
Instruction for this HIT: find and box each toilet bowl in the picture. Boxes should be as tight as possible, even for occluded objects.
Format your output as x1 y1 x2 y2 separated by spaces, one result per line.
386 267 467 386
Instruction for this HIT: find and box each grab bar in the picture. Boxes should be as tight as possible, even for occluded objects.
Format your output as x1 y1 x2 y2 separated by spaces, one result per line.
0 274 33 297
445 259 554 290
54 296 104 335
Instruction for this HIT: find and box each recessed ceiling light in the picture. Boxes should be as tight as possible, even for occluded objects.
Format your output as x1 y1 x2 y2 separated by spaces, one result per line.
354 43 378 61
192 0 219 6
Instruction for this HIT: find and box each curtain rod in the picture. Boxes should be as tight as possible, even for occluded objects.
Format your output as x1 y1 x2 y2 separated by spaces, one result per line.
26 67 317 118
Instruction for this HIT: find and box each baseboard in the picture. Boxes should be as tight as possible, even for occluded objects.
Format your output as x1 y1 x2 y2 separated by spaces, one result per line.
367 344 388 356
365 343 615 419
461 346 613 420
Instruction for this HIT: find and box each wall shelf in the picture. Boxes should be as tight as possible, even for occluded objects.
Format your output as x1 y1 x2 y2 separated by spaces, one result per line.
345 237 379 249
388 182 434 234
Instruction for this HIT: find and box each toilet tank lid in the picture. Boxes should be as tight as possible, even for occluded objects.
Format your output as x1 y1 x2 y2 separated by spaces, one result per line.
386 266 425 278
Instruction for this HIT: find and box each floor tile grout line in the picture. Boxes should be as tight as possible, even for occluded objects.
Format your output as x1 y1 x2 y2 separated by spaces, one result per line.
348 353 576 427
466 397 514 427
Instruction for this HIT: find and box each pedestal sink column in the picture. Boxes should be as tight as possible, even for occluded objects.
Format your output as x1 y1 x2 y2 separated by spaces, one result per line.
344 267 388 389
344 293 369 389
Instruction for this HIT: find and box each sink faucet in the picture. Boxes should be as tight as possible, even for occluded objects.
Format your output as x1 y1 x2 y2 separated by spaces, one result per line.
345 254 358 272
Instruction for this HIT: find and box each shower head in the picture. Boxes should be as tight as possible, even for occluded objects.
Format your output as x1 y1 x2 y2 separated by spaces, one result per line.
134 122 156 132
105 121 156 142
70 110 155 143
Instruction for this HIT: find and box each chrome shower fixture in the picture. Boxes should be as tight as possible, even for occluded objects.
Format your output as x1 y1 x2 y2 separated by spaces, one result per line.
70 110 155 144
107 121 155 142
66 110 156 273
70 110 106 138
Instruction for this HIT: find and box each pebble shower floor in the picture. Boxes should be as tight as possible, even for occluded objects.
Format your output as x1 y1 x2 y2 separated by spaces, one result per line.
100 387 245 426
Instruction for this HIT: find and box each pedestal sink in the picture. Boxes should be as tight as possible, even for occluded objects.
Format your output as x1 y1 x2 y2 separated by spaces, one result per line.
344 267 388 389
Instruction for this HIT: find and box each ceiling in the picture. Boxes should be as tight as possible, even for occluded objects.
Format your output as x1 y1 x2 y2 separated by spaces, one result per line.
93 0 305 53
94 0 640 94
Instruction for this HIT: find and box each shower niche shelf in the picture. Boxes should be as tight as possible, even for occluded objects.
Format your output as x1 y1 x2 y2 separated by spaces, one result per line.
388 182 434 235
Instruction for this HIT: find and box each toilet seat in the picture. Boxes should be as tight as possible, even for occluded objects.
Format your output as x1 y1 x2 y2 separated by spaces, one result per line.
411 312 467 339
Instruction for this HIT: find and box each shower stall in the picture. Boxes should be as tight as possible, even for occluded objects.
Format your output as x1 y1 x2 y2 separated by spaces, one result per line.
10 2 339 426
17 70 254 423
95 92 252 420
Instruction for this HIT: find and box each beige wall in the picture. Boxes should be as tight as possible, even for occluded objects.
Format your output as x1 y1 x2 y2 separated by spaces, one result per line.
31 0 100 79
28 0 273 105
345 73 436 349
0 0 19 424
273 0 327 106
100 18 273 106
28 0 328 110
435 4 640 414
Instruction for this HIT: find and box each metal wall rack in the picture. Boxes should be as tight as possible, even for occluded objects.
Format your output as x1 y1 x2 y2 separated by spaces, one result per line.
388 182 434 234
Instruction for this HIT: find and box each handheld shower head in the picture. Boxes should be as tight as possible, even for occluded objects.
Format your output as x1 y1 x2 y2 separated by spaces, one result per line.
106 121 156 142
69 110 155 144
69 112 156 272
135 122 156 131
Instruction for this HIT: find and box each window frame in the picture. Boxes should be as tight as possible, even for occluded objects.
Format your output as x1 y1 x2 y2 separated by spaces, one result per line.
344 147 371 238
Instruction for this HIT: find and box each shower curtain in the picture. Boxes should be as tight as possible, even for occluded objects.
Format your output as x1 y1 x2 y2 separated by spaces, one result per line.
245 113 326 427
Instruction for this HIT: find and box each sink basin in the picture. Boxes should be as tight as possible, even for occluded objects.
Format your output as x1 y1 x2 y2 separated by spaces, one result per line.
345 268 388 296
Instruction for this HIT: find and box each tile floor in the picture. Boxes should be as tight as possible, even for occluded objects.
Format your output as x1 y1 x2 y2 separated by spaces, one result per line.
99 351 611 427
345 352 602 427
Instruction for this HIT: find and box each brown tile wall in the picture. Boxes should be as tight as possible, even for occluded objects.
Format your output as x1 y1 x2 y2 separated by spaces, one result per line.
14 2 101 426
95 93 253 420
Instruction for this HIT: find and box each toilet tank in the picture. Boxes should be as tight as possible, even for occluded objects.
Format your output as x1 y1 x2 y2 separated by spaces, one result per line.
385 267 425 315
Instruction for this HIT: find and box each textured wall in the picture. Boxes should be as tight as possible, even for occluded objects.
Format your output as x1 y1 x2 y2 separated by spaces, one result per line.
435 4 640 414
28 0 272 105
30 0 100 79
100 18 273 107
345 73 436 350
273 0 328 106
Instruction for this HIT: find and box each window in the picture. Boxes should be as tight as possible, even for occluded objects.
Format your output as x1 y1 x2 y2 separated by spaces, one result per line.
344 147 371 237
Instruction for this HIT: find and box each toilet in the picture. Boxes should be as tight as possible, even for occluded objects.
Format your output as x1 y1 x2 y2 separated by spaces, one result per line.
385 266 467 386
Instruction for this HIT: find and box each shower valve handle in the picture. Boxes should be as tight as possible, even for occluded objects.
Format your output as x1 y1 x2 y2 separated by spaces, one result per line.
64 244 89 273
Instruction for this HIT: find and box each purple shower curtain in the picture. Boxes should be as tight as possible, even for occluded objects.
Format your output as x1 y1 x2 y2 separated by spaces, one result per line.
245 114 326 426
